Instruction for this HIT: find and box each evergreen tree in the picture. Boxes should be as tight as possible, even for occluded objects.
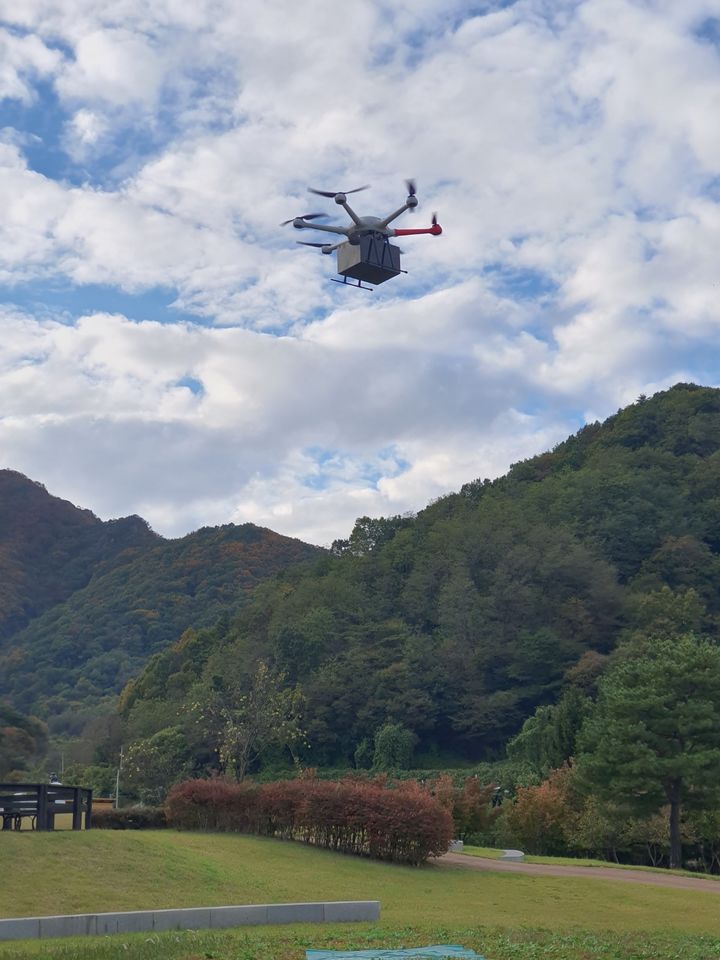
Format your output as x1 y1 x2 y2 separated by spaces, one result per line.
575 634 720 868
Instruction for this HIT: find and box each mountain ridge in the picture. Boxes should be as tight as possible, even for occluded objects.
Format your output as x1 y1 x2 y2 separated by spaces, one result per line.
0 471 323 724
119 382 720 769
0 469 160 639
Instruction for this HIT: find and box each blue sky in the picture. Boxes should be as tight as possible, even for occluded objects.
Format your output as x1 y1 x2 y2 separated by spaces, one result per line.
0 0 719 544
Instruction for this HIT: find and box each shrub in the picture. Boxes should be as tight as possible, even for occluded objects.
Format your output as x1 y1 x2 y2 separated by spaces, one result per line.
165 778 260 832
165 775 452 865
427 774 499 841
92 805 167 829
499 766 577 855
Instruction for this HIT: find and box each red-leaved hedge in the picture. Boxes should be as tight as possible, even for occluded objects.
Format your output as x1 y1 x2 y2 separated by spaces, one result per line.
165 776 453 865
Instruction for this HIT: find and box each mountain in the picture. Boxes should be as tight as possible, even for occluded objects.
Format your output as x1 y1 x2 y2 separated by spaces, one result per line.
0 470 158 639
0 473 323 725
120 384 720 768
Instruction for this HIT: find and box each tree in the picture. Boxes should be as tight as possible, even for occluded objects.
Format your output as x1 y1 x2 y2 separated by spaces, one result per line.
0 706 47 779
507 687 592 773
372 722 415 771
195 661 305 781
575 634 720 868
122 727 193 804
499 766 577 855
568 794 629 863
452 777 499 841
685 806 720 874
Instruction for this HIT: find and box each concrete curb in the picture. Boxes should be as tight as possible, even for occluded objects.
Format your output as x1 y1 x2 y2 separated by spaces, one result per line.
0 901 380 942
500 849 524 861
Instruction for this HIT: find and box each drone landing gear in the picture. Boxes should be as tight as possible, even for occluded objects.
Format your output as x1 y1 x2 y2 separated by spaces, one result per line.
330 276 374 291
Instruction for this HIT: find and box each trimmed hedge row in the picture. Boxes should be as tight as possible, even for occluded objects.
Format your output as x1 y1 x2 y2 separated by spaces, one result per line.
92 805 167 829
165 777 453 865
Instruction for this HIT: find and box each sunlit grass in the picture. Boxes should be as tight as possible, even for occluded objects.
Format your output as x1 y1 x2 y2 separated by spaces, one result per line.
4 924 720 960
3 831 720 958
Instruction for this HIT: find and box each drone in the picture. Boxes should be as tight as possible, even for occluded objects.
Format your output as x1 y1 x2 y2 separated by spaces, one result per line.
281 180 442 290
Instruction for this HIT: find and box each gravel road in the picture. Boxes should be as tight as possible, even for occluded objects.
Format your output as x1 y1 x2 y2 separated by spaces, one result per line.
438 852 720 894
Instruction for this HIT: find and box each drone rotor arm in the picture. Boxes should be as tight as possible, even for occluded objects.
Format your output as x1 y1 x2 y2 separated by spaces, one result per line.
294 221 350 236
338 201 363 226
297 241 344 254
393 220 442 237
379 202 415 229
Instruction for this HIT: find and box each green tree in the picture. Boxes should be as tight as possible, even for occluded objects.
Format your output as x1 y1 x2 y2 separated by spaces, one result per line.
507 687 592 772
576 634 720 868
196 660 305 781
122 727 193 804
353 738 373 769
0 705 47 778
372 722 415 770
624 586 706 640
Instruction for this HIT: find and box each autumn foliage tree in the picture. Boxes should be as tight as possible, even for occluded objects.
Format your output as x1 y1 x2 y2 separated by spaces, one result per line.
429 774 499 841
500 766 577 855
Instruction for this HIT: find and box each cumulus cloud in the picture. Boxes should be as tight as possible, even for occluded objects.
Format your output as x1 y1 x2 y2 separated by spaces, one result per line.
0 300 574 540
0 0 719 540
0 27 61 103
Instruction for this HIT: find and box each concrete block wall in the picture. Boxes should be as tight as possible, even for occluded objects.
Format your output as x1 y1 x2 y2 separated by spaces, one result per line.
0 901 381 942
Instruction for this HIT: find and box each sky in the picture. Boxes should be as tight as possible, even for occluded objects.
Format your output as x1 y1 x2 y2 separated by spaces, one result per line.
1 0 719 545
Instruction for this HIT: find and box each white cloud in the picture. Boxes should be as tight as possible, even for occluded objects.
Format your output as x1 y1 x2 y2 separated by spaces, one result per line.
64 108 109 156
0 303 574 540
0 1 719 541
55 28 166 106
0 28 61 103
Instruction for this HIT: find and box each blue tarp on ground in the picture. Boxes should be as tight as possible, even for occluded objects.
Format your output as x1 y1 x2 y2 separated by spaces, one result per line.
307 947 483 959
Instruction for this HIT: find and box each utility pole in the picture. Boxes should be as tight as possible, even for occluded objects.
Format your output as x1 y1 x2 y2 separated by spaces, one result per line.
115 745 123 810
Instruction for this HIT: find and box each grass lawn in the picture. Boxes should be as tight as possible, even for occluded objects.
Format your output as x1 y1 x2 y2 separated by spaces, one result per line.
461 845 720 879
457 846 504 859
2 831 720 959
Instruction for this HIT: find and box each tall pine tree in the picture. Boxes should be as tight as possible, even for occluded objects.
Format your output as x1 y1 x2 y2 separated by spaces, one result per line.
576 634 720 868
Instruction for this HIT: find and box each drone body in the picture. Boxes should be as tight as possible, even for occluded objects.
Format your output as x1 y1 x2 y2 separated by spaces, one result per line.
281 181 442 289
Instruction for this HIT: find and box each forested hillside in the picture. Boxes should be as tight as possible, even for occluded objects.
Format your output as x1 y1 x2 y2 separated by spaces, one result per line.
121 384 720 773
0 470 158 639
0 703 48 779
0 474 322 725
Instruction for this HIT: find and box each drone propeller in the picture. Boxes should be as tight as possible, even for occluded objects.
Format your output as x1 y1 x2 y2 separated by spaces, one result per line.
280 213 328 226
432 212 438 226
296 241 327 247
405 178 418 213
308 185 369 198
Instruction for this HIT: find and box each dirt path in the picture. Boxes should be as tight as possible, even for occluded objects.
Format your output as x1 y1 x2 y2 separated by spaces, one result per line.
437 852 720 894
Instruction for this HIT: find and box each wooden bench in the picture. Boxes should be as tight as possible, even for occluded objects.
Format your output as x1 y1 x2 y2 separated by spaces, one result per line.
0 783 92 831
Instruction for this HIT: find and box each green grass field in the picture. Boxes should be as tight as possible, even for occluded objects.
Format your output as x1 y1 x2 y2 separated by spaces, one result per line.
2 831 720 959
461 844 720 877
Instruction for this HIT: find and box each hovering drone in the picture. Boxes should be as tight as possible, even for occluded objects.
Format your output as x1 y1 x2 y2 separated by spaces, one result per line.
281 180 442 290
